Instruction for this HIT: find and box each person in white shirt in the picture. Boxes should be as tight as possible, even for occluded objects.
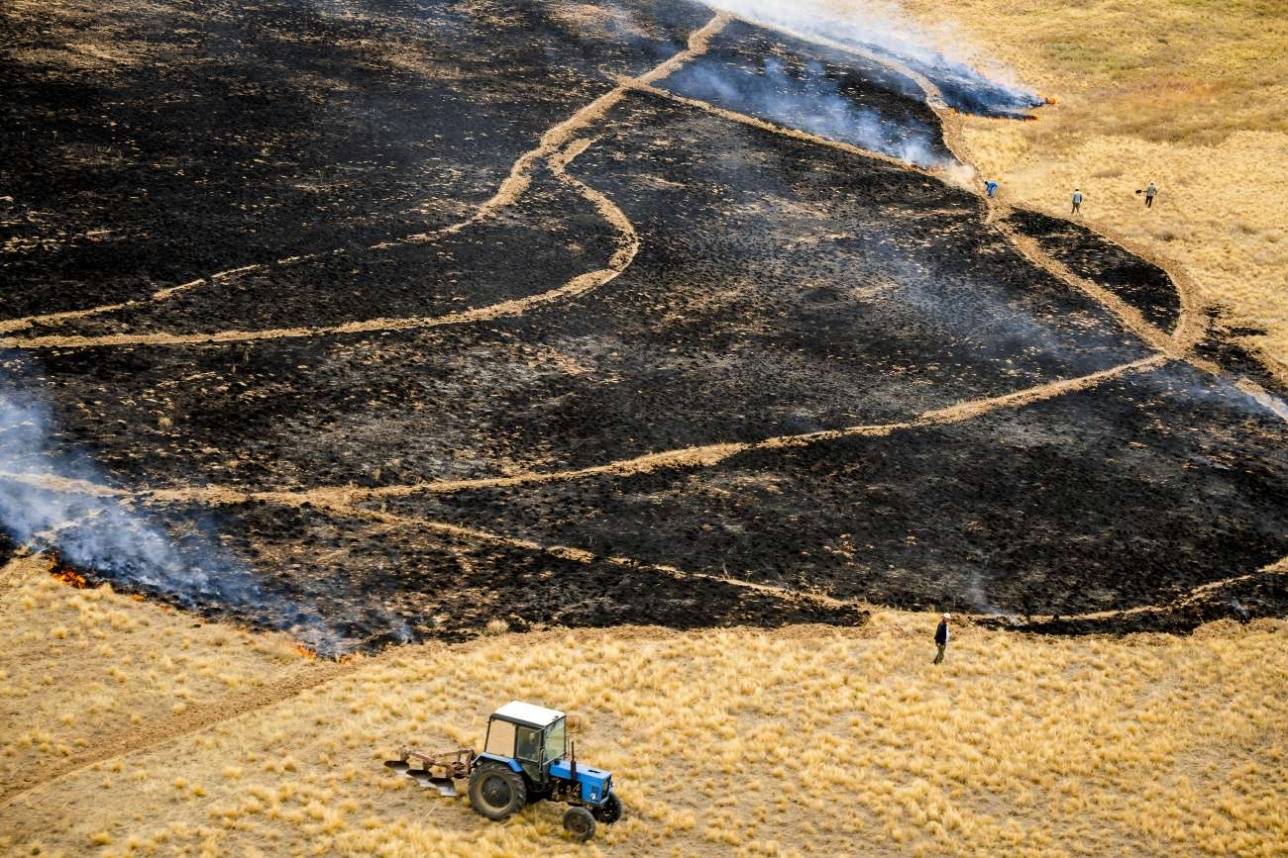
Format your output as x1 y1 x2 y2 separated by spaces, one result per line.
933 613 950 665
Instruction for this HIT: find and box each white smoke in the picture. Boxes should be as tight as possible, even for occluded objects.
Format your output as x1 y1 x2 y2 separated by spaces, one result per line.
0 393 217 592
700 0 1043 116
0 384 356 653
666 55 951 168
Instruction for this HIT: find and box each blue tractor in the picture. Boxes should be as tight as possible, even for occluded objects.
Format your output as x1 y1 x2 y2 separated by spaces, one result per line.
385 701 622 842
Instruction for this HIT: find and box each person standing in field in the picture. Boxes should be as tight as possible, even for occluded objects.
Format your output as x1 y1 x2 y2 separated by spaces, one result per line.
985 179 999 198
933 613 950 664
1071 188 1083 214
1144 181 1158 208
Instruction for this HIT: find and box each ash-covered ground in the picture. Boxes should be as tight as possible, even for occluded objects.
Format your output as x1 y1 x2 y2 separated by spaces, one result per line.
2 0 1285 650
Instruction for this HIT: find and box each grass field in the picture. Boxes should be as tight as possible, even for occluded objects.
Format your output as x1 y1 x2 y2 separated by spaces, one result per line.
895 0 1288 383
2 555 1285 857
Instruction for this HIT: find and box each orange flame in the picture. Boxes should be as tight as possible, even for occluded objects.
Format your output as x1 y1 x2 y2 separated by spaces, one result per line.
52 567 89 589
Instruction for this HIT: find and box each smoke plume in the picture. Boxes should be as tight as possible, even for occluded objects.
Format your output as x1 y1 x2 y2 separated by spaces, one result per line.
666 55 950 168
701 0 1044 117
0 381 369 654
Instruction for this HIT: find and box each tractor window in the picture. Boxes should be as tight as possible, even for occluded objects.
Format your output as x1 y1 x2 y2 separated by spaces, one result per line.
515 725 542 762
484 718 516 758
544 718 566 762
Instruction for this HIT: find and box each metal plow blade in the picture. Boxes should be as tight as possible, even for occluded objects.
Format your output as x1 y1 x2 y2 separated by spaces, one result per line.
383 760 458 796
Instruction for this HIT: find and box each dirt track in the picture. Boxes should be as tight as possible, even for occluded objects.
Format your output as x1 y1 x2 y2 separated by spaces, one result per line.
3 0 1288 647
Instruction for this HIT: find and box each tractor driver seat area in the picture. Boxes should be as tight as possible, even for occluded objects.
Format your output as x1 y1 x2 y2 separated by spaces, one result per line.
515 724 544 781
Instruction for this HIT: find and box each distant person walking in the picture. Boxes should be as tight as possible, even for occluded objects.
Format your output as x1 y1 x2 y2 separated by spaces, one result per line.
1071 188 1083 214
933 613 950 665
1144 181 1158 208
985 179 999 198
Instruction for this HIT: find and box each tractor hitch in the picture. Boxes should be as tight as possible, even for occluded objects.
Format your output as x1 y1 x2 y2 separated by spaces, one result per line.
383 746 475 797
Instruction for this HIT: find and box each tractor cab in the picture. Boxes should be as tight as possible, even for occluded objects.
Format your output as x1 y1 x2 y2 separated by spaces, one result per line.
480 700 567 784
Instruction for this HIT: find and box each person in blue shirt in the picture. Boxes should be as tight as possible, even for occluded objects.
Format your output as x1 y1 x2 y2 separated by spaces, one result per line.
1071 188 1084 214
933 613 950 664
984 179 999 198
1144 181 1158 208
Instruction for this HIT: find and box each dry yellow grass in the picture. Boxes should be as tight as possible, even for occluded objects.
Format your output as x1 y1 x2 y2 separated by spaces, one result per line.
2 559 1284 857
892 0 1288 381
0 555 311 801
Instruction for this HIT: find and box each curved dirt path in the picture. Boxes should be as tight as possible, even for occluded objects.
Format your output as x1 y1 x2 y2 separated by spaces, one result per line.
6 454 1278 642
0 14 728 351
303 353 1167 501
1026 553 1288 626
0 357 1165 624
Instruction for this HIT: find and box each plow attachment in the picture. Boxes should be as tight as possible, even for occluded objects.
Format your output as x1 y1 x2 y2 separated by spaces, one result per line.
384 759 458 796
383 746 475 798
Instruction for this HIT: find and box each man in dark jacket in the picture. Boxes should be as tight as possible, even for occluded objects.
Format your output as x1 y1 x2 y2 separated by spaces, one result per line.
933 613 950 664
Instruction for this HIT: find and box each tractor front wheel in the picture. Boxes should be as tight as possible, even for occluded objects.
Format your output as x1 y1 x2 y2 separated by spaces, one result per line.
563 806 597 842
468 762 527 821
592 792 622 824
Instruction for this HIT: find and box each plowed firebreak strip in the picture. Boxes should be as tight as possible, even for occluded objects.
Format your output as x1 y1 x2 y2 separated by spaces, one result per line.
0 356 1163 623
0 354 1164 511
755 15 1288 426
315 354 1168 501
0 13 729 350
0 645 356 807
624 81 942 177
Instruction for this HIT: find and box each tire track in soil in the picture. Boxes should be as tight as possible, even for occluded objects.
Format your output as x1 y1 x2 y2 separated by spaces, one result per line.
0 657 358 808
3 540 1280 813
0 14 729 350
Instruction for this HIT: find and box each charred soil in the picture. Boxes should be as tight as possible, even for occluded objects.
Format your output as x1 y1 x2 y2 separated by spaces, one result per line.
2 0 1286 648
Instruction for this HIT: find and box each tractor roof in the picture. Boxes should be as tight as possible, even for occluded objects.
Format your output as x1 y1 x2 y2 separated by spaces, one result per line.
493 700 564 728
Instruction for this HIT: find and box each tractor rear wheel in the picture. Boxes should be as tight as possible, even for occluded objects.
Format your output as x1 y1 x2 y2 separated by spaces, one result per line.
563 806 597 842
592 792 622 824
468 762 527 821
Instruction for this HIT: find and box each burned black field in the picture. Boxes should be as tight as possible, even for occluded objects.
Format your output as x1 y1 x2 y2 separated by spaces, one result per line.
2 0 1286 650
